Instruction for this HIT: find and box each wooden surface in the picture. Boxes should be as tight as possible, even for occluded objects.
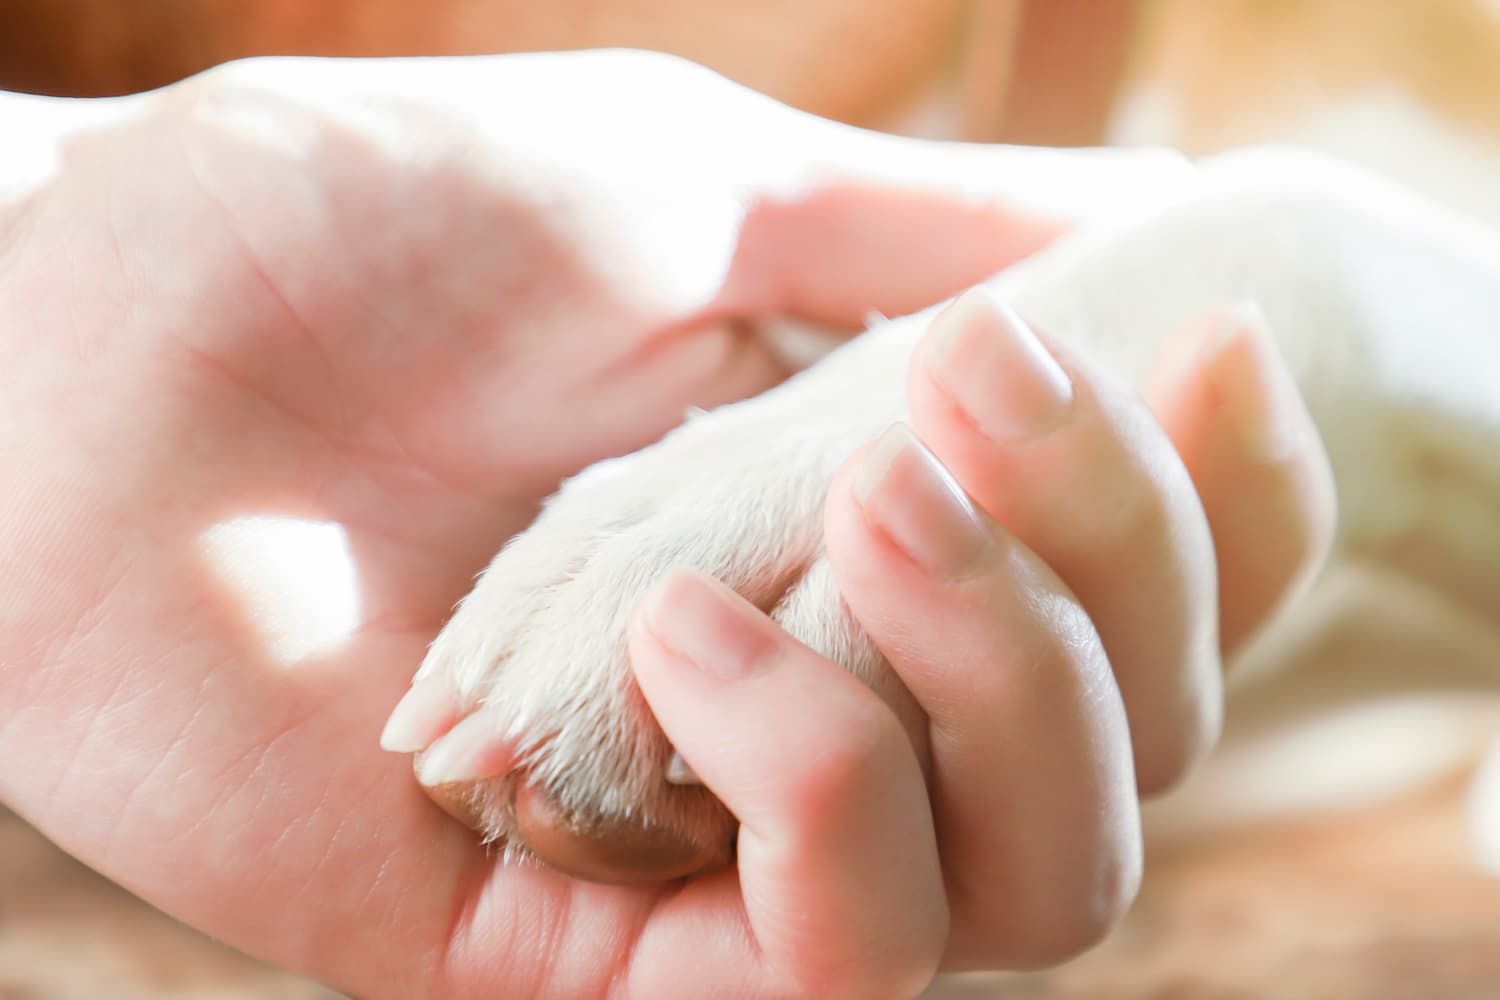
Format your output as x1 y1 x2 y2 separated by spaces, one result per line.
5 768 1498 999
936 769 1500 999
0 807 334 1000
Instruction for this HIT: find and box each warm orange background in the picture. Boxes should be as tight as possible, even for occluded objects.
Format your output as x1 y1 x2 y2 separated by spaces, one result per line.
0 0 1139 145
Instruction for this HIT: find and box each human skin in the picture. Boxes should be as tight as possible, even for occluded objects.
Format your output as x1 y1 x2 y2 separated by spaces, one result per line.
0 51 1331 998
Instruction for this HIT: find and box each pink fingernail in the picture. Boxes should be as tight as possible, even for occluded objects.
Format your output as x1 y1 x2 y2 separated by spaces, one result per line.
923 288 1074 443
641 570 777 681
380 673 461 753
854 423 991 575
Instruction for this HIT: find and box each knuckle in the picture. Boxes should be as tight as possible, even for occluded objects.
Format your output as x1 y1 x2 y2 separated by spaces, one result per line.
1014 589 1114 713
1005 855 1142 969
1087 454 1178 548
790 947 940 1000
784 694 904 817
1068 391 1206 557
1134 742 1196 798
1135 677 1223 797
1013 908 1122 969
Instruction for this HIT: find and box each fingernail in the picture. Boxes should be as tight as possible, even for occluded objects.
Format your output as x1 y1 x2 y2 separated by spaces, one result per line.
641 570 777 681
1203 301 1312 463
854 423 991 575
922 288 1074 443
416 711 516 786
381 674 461 753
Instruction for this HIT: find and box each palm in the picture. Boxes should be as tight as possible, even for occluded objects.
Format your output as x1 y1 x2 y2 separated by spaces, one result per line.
6 108 789 995
153 211 954 998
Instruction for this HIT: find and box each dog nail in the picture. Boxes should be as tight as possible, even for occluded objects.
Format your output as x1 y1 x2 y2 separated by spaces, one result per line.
855 423 990 575
923 287 1074 443
665 750 701 785
416 712 516 786
381 674 461 753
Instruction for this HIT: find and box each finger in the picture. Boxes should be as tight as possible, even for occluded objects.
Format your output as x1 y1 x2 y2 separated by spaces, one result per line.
722 135 1194 328
624 569 946 1000
1144 303 1338 658
824 424 1141 969
907 288 1221 794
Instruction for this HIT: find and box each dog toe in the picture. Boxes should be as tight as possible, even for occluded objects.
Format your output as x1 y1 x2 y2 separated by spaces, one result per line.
512 780 735 884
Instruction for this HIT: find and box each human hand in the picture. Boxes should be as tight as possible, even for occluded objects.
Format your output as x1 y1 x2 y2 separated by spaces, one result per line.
0 50 1214 998
625 290 1335 987
0 48 1200 1000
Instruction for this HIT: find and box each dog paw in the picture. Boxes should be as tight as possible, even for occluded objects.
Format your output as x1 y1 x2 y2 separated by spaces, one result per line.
381 356 912 883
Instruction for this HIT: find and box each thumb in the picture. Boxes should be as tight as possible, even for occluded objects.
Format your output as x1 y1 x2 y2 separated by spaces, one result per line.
721 128 1194 327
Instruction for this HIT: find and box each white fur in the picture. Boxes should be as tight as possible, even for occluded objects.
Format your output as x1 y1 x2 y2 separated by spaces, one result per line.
419 148 1500 845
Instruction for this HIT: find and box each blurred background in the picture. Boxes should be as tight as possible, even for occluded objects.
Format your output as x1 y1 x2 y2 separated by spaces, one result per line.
2 0 1497 151
3 1 1499 997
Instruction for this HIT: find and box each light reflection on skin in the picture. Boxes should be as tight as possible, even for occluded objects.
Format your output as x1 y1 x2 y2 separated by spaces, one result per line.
198 515 361 667
0 90 152 204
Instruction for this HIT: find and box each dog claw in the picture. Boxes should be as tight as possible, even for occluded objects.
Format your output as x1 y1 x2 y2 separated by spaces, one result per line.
381 673 461 753
665 750 701 786
415 711 517 786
